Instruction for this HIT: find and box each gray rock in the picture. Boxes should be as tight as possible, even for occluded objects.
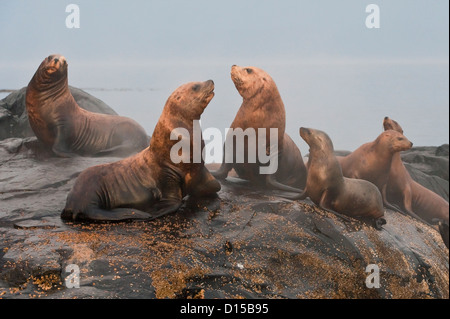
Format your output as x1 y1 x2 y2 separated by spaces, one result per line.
402 145 449 201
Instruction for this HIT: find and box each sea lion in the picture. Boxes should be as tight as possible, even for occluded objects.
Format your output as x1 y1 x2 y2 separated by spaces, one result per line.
211 65 307 191
284 127 386 229
61 80 221 221
337 130 413 212
383 116 449 248
26 54 149 157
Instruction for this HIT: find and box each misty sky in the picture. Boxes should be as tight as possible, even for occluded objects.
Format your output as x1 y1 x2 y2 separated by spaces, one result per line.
1 0 448 65
0 1 448 153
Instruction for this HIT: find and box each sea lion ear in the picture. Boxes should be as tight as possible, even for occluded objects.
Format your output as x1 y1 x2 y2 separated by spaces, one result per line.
263 77 267 81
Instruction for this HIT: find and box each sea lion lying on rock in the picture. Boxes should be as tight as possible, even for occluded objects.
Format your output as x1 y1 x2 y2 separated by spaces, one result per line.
62 80 220 221
26 54 149 157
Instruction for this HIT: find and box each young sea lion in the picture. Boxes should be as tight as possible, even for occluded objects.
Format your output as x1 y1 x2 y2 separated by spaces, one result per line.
286 127 386 229
26 54 149 157
62 80 220 221
383 116 449 248
337 130 413 212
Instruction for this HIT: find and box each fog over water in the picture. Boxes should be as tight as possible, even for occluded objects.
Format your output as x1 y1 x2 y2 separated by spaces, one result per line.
1 1 448 158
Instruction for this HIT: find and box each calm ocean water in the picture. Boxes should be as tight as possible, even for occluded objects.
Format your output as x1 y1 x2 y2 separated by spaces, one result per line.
1 60 448 160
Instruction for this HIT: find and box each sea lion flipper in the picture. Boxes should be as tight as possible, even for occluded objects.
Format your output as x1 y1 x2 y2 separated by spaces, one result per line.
275 189 307 201
383 197 402 213
210 162 232 180
317 192 354 223
52 125 79 157
266 174 303 193
317 204 354 223
80 199 182 221
92 143 143 158
146 199 183 219
69 207 154 221
187 167 221 197
52 147 77 158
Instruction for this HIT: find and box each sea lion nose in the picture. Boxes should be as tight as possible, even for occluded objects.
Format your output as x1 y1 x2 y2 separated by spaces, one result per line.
410 142 413 147
384 116 389 120
206 79 214 86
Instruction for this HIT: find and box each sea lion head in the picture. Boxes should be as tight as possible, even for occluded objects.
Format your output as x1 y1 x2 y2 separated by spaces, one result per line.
167 80 215 120
300 127 334 152
37 54 68 81
28 54 69 96
378 130 413 153
230 65 275 100
383 116 403 134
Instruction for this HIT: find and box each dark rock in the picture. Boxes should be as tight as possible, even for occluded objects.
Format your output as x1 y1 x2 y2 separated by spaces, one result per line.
0 139 448 299
0 86 117 141
401 145 449 201
436 144 449 157
402 145 449 181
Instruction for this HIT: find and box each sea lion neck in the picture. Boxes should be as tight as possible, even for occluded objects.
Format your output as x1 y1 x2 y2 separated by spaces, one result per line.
373 134 398 158
29 69 70 102
308 142 333 161
242 92 284 125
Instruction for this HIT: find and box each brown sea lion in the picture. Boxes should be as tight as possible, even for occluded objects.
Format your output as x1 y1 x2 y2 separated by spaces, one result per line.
211 65 307 191
337 130 413 212
284 127 386 229
383 116 449 248
26 54 149 157
61 80 220 221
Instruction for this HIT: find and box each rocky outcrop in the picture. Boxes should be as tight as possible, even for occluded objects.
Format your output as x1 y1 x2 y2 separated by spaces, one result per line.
0 88 448 299
0 139 448 299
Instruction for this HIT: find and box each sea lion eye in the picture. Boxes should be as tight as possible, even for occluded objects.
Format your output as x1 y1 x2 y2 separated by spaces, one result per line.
397 137 403 141
192 84 201 92
245 68 253 74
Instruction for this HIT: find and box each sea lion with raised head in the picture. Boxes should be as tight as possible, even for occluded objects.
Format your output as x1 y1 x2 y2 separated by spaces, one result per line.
337 130 413 212
383 116 449 248
61 80 220 221
211 65 307 191
284 127 386 229
26 54 149 157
